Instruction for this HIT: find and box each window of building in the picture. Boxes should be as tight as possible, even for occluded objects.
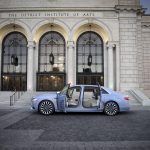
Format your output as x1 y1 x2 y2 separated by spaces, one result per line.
76 31 104 85
37 31 66 91
1 32 27 91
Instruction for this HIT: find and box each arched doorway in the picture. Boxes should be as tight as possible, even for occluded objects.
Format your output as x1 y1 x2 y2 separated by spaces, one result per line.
76 31 104 85
37 31 66 91
1 32 28 91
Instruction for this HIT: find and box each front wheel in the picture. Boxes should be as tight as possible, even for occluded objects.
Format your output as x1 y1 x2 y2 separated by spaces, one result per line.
39 100 55 115
104 101 119 116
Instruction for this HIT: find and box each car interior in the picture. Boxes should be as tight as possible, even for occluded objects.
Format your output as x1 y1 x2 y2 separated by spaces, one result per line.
83 87 100 108
66 87 81 107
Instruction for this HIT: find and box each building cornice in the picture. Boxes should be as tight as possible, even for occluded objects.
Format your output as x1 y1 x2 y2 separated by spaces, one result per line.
0 7 116 12
115 5 145 14
142 24 150 28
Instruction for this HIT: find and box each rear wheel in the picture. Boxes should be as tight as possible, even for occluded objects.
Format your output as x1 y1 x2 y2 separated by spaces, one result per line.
104 101 119 116
39 100 55 115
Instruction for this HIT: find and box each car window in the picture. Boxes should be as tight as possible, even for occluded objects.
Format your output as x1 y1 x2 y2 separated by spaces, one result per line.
101 88 109 94
60 84 70 95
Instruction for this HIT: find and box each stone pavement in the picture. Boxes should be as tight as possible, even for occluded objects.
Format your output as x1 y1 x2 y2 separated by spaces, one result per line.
0 90 149 150
0 104 150 150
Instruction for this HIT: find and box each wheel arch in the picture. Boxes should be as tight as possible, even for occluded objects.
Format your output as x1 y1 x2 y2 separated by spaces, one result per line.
104 100 120 112
38 99 55 112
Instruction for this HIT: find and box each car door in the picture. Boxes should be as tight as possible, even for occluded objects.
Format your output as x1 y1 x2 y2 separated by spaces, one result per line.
57 84 70 112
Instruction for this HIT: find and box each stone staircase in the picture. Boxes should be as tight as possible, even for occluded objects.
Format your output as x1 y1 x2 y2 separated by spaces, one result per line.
128 89 150 106
0 92 14 108
13 91 51 108
0 91 54 109
123 91 141 106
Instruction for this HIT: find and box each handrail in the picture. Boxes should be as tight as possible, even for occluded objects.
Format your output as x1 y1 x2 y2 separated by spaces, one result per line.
10 90 25 106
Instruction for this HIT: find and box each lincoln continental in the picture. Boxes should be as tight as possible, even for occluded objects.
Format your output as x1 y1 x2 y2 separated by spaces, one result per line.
31 84 129 116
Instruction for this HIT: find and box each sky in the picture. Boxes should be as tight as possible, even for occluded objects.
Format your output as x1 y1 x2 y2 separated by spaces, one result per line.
141 0 150 14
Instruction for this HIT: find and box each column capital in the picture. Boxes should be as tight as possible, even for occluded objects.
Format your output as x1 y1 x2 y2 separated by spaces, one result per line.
67 41 75 49
106 41 116 49
27 41 36 49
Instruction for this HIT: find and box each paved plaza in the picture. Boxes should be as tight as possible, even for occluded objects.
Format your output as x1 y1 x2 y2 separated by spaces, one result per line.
0 104 150 150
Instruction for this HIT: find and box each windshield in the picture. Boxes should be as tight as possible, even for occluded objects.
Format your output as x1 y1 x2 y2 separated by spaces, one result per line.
60 84 70 95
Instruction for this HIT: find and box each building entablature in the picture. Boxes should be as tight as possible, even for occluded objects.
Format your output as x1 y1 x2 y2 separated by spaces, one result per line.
0 0 118 9
115 5 145 14
141 15 150 28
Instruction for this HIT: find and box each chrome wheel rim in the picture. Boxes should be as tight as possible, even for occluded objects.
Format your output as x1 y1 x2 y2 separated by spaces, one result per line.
40 101 54 115
105 102 118 116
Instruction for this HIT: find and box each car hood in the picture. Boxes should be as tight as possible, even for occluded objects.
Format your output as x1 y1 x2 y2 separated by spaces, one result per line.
32 92 57 100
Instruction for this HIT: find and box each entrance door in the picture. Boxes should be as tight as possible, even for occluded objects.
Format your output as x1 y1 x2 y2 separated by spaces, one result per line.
2 74 26 91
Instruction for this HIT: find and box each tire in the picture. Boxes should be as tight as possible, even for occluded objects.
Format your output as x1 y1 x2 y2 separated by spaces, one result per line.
104 101 119 116
39 100 55 115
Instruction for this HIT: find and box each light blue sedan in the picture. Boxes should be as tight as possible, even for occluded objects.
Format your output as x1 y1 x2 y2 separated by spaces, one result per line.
31 84 129 116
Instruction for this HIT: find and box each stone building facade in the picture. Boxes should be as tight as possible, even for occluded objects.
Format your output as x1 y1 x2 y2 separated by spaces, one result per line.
0 0 150 94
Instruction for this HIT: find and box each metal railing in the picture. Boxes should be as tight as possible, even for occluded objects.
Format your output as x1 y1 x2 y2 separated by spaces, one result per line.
10 90 25 106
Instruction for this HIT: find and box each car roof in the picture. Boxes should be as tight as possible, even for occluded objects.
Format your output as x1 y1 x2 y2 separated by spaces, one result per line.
70 85 113 94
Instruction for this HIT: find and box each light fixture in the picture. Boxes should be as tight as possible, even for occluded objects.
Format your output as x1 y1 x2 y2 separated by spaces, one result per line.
88 53 92 66
87 24 92 66
49 52 54 65
49 24 55 65
11 54 18 66
11 21 18 67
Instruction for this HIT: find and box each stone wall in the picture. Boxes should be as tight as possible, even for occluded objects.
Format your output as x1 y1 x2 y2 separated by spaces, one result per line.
0 0 118 9
119 0 140 5
137 15 143 90
141 16 150 97
119 11 139 91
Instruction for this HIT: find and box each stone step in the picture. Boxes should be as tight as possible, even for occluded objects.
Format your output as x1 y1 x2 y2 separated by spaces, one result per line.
128 89 150 106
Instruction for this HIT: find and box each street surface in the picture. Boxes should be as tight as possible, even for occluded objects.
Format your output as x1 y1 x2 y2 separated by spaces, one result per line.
0 106 150 150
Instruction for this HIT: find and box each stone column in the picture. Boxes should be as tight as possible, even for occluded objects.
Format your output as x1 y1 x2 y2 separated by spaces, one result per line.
115 43 120 91
67 41 75 85
107 43 114 90
0 41 2 90
27 41 35 91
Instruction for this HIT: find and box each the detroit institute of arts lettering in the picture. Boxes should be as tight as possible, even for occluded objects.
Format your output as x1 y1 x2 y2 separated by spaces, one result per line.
0 0 150 98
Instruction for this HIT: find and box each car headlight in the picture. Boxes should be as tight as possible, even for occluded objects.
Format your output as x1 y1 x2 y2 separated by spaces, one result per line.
31 98 38 102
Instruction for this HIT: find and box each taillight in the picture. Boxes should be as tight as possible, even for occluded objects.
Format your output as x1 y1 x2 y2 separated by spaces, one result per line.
124 96 129 100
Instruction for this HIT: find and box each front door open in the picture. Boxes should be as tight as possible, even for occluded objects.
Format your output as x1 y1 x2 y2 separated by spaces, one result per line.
57 84 70 112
